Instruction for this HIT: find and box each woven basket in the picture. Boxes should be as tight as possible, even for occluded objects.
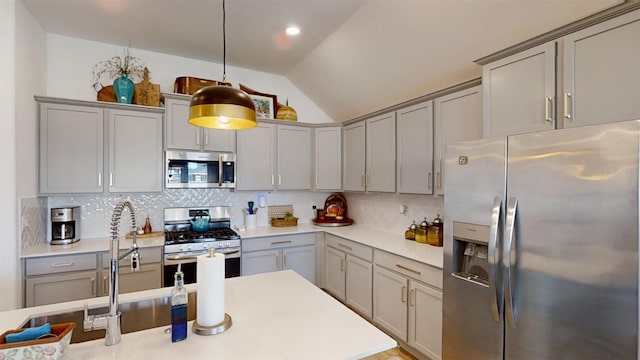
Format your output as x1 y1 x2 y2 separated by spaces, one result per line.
271 217 298 227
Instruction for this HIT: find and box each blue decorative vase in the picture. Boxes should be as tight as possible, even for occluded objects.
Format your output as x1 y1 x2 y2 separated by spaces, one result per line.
113 73 134 104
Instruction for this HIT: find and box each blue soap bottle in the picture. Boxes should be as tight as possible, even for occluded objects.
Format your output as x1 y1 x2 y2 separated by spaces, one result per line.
171 264 188 342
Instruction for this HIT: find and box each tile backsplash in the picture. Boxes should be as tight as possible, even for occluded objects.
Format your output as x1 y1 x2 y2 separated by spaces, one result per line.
21 189 444 251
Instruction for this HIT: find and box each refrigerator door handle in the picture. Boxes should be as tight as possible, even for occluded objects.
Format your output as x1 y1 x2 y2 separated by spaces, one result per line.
488 196 502 323
504 196 518 328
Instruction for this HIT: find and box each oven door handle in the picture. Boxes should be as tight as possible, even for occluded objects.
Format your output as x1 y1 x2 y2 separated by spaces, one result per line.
220 249 240 255
164 255 200 266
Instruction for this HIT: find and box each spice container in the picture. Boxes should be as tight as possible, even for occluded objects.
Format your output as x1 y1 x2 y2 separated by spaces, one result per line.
415 217 429 244
428 214 443 247
404 221 417 240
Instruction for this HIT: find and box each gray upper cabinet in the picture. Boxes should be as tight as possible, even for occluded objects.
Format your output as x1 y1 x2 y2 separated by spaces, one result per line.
343 113 396 193
343 122 366 192
39 103 104 194
433 86 483 195
482 42 556 138
38 97 164 194
237 122 311 191
107 109 163 193
561 10 640 128
237 123 277 190
366 112 396 192
277 125 311 190
164 93 235 152
313 126 342 191
397 101 434 195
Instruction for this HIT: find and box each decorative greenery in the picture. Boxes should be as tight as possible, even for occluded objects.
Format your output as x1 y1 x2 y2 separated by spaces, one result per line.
92 49 145 90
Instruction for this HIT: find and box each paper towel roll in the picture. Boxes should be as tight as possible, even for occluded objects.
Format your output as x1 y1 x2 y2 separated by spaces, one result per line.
196 252 225 326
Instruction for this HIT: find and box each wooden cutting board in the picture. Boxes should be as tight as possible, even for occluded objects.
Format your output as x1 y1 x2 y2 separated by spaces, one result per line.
125 231 163 239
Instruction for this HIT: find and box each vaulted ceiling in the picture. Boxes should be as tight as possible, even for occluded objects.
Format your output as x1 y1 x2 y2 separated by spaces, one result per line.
22 0 622 121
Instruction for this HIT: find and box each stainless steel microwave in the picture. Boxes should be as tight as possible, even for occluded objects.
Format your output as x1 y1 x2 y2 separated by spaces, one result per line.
166 151 236 189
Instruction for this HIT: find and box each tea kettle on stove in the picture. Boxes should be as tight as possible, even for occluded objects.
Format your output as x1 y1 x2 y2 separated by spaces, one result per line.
190 213 210 232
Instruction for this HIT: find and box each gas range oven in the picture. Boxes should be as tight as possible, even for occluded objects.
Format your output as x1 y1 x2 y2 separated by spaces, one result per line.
163 206 241 286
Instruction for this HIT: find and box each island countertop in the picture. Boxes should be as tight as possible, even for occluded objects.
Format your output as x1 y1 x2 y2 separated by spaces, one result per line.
1 270 396 359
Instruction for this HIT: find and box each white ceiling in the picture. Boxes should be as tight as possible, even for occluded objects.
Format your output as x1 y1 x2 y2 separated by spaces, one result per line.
22 0 622 122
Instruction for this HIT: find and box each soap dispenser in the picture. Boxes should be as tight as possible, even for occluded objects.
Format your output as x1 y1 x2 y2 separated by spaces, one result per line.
171 264 188 342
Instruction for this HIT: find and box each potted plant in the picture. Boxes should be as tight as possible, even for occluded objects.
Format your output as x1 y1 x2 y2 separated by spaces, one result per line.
92 49 145 104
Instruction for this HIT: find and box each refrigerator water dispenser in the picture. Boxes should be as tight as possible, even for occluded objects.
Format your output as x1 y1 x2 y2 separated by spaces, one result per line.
451 221 491 287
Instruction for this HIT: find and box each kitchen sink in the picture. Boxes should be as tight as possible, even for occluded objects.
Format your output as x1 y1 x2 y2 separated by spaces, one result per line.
20 292 197 344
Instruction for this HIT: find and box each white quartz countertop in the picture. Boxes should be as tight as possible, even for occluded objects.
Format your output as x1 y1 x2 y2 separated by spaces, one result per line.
0 270 396 359
240 223 443 269
22 223 443 269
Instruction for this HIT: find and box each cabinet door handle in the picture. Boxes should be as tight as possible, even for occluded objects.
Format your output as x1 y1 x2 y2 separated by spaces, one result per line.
271 174 275 186
340 258 345 272
428 171 433 189
315 175 319 186
109 173 113 187
436 171 442 190
283 253 287 268
98 173 102 187
410 288 415 307
278 174 282 186
366 173 370 187
276 254 279 269
401 285 406 303
544 97 553 123
196 131 200 145
103 275 108 295
271 240 292 245
91 277 96 295
204 132 209 145
361 174 365 188
396 264 421 275
51 262 74 268
564 93 572 120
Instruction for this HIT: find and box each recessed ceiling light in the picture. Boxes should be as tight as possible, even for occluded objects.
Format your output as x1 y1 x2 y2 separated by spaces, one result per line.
285 26 300 36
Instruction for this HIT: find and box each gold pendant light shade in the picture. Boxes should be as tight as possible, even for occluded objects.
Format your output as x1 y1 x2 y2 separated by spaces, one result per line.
189 85 257 129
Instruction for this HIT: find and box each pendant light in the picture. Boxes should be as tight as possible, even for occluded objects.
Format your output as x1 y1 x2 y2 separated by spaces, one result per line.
189 0 257 129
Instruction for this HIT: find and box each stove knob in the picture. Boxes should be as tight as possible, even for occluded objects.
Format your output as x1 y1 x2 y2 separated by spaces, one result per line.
187 245 192 251
180 245 185 252
203 244 208 249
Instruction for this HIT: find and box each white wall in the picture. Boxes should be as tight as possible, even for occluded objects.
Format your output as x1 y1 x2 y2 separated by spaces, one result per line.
45 35 334 124
0 0 18 311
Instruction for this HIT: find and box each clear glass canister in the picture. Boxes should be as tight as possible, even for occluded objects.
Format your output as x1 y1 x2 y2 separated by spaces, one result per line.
404 220 417 240
428 214 443 247
415 217 429 244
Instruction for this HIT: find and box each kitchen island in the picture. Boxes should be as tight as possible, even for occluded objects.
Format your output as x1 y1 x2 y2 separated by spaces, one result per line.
1 270 396 359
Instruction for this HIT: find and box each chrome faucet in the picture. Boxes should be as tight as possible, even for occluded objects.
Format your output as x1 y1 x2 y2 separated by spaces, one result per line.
83 200 141 346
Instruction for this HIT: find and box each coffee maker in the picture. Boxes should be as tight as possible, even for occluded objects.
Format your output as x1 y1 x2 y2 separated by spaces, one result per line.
50 206 80 245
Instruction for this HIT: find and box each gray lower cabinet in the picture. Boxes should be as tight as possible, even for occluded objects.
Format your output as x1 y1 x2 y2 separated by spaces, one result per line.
37 97 164 194
322 234 373 318
373 250 442 360
241 233 318 285
24 247 162 307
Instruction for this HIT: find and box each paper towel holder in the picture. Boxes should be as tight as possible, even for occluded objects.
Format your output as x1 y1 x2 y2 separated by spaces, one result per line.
192 248 233 336
192 313 232 336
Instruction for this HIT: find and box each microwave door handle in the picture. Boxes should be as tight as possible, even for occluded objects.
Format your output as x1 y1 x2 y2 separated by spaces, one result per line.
488 196 502 323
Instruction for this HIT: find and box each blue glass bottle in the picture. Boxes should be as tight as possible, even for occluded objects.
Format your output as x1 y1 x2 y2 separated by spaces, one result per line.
113 73 134 104
171 265 188 342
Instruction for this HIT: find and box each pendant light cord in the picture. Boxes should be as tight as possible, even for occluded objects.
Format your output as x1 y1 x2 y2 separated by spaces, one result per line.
222 0 227 83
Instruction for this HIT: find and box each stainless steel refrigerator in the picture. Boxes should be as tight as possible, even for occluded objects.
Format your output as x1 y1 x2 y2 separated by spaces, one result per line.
443 120 638 359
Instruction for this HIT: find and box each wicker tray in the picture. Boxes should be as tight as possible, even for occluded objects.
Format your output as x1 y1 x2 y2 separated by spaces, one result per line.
271 217 298 227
